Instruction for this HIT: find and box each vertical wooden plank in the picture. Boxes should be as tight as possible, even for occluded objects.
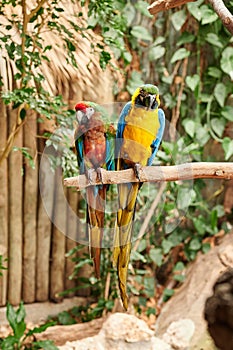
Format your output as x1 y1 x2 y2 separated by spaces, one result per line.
65 188 78 296
8 107 23 305
36 129 54 301
0 94 8 306
50 168 66 302
22 111 38 303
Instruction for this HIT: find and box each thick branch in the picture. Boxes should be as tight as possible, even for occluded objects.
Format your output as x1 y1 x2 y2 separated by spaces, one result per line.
148 0 196 15
64 162 233 190
148 0 233 35
208 0 233 35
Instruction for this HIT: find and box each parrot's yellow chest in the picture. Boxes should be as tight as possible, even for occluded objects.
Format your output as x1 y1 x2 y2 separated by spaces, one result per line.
121 107 160 165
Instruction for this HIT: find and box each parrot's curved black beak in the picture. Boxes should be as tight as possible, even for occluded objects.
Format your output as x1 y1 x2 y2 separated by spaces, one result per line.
145 94 157 110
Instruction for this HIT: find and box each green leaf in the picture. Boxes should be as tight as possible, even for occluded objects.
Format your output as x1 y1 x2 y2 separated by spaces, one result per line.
210 117 226 138
7 302 26 339
177 187 192 210
58 311 76 325
213 204 225 218
135 1 153 17
182 119 196 138
189 238 202 250
163 288 174 302
123 2 136 26
171 10 187 31
149 248 163 266
193 216 206 235
162 239 174 254
136 238 147 253
177 32 195 46
214 83 227 107
187 0 204 21
222 137 233 160
131 26 153 41
32 340 59 350
202 243 211 254
207 67 222 78
206 33 223 48
200 5 218 24
221 106 233 121
186 74 200 92
131 250 147 263
173 261 185 271
220 47 233 79
148 45 165 61
26 322 57 336
0 335 18 350
171 48 190 63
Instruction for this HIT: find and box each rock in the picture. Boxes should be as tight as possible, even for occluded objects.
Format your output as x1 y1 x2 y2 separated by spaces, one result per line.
204 267 233 350
58 313 172 350
162 319 195 349
100 312 154 343
155 232 233 348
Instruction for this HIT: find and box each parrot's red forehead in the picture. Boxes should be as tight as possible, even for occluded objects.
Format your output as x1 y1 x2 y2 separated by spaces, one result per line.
75 102 88 111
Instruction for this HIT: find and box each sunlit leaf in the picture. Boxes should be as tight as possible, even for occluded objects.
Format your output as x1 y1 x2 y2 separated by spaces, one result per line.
220 47 233 79
200 5 218 24
171 10 187 31
206 33 223 48
148 45 165 61
210 117 226 138
131 25 153 41
214 83 227 107
186 74 200 92
171 48 190 63
221 106 233 121
222 137 233 160
182 119 196 138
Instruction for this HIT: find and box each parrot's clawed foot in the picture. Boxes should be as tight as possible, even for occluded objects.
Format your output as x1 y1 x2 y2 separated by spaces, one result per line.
86 168 96 185
96 167 104 184
134 163 143 181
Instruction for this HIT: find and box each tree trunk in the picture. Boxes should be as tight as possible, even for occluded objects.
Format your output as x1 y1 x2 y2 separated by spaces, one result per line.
23 111 38 303
8 107 23 305
0 95 8 306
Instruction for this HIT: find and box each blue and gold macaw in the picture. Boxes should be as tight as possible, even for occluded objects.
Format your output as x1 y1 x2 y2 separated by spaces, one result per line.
113 84 165 309
74 102 115 278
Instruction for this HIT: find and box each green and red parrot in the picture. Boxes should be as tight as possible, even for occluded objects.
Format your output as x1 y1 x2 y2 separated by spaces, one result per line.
113 84 165 309
74 102 115 278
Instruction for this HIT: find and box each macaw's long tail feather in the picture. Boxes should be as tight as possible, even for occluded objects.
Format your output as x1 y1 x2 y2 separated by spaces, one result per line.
86 185 106 279
113 182 139 310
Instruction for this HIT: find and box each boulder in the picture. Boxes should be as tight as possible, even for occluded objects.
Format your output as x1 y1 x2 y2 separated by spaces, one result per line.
156 232 233 348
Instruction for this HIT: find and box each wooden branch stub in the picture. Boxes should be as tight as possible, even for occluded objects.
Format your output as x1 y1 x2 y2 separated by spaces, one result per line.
63 162 233 190
148 0 196 15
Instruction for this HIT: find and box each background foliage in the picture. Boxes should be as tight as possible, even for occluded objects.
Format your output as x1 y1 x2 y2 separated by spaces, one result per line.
0 0 232 320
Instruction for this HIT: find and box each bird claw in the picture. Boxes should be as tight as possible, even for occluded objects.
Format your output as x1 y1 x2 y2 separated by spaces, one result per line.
134 163 143 181
96 167 104 184
87 168 96 185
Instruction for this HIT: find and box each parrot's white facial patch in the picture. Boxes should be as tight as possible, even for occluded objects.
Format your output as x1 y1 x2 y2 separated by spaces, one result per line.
86 107 95 119
76 110 84 123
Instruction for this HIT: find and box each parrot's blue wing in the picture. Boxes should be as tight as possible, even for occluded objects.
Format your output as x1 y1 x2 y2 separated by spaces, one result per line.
105 136 115 171
75 136 85 174
116 102 132 158
147 108 165 166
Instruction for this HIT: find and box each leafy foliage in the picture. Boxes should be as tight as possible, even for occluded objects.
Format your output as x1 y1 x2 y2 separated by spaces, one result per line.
0 302 58 349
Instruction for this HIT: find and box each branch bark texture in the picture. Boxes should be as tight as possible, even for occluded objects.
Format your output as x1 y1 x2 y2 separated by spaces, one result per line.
64 162 233 190
148 0 196 15
148 0 233 35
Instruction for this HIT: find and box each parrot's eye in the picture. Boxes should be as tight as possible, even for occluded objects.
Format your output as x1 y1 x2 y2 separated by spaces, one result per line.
86 107 95 119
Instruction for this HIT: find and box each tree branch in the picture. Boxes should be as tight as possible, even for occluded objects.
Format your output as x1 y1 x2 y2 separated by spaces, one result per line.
148 0 196 15
208 0 233 35
64 162 233 190
148 0 233 35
